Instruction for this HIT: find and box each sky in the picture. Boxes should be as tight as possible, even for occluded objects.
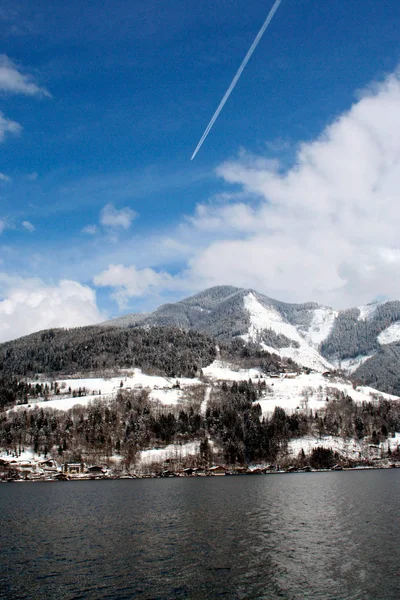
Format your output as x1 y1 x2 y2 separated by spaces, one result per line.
1 0 400 341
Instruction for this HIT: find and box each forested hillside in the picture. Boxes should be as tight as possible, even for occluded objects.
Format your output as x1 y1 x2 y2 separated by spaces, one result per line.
353 342 400 396
0 326 217 379
2 384 399 469
321 302 400 360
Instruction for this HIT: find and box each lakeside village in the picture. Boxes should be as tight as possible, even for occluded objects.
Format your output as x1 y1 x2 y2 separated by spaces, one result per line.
1 454 400 482
2 357 400 481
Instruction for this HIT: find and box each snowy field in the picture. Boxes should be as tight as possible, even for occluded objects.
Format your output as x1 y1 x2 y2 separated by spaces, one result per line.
138 441 201 466
9 361 400 422
203 361 399 416
378 321 400 345
287 432 400 461
257 372 398 416
11 369 203 412
203 360 264 382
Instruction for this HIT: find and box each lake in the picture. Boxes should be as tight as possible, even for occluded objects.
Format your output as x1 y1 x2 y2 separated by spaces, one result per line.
1 471 399 599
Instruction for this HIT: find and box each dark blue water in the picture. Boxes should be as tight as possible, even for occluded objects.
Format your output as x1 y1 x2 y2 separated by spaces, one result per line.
1 470 399 599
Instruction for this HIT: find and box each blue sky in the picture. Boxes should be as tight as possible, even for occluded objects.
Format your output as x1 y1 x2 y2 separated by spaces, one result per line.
1 0 400 340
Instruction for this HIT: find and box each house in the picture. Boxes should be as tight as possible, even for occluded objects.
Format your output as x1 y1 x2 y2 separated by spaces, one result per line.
62 462 85 474
54 472 69 481
183 468 195 476
233 466 247 474
87 465 105 474
284 372 298 379
16 461 35 477
161 469 176 477
248 467 263 474
208 465 227 476
39 459 57 471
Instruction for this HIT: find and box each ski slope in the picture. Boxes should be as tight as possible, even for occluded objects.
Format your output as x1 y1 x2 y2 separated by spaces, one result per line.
242 293 332 371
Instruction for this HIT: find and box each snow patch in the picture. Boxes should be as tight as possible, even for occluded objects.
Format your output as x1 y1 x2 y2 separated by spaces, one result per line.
203 361 398 415
241 294 332 371
256 372 398 417
200 386 212 416
138 442 201 465
357 302 380 321
333 354 376 374
203 360 263 382
288 435 367 461
304 307 338 347
242 293 331 371
243 293 303 345
288 432 400 461
0 448 44 464
378 321 400 345
10 369 203 412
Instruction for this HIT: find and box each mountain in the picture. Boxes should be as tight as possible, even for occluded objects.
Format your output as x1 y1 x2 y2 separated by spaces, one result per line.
1 284 400 394
105 286 400 394
105 286 331 371
2 286 400 471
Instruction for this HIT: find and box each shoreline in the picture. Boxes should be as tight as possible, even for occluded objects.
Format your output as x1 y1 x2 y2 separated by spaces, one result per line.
2 464 398 483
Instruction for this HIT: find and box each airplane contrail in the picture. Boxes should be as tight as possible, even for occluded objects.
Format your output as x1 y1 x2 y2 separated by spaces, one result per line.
191 0 282 161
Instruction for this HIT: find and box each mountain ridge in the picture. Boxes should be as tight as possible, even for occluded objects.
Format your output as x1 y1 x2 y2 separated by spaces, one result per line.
103 286 400 393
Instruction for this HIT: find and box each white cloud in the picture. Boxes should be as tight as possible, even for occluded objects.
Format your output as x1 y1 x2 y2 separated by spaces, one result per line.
92 69 400 312
81 224 97 235
0 55 50 97
22 220 35 232
100 203 137 230
94 264 178 309
0 278 105 343
0 111 21 142
0 219 8 234
0 172 10 182
179 69 400 308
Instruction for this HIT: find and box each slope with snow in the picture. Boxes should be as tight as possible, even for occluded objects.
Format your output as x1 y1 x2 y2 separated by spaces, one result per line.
303 307 338 347
255 372 398 417
138 441 207 466
203 360 398 416
203 360 265 382
357 301 381 321
11 369 203 412
242 293 332 371
332 353 377 374
287 432 400 462
378 321 400 345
